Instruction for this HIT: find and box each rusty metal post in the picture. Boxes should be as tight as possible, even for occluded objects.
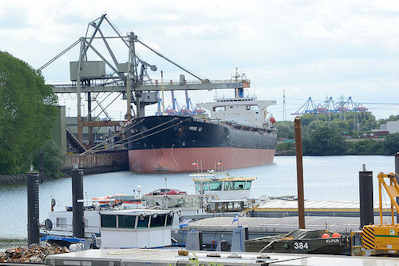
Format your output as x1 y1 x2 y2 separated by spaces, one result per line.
294 117 305 229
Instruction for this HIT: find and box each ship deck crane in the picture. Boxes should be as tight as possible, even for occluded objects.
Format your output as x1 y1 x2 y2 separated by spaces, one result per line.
351 172 399 256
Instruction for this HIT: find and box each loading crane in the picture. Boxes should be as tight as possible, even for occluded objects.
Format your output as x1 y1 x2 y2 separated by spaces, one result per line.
351 172 399 256
39 14 250 144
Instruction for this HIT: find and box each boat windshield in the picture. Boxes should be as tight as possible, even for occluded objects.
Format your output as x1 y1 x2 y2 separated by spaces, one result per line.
224 181 252 191
195 180 252 192
195 181 222 191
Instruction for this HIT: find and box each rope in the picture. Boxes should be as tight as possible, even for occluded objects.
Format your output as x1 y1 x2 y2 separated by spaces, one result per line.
86 117 190 154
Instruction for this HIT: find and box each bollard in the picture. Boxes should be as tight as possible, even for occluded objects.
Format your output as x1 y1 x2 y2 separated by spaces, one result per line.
26 170 40 245
71 168 85 238
231 225 247 252
359 167 373 228
185 229 201 250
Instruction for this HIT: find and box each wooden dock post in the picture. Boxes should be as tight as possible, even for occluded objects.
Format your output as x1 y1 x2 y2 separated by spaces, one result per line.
294 116 305 229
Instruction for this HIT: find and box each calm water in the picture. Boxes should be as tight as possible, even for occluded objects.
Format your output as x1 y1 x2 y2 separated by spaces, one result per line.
0 155 395 239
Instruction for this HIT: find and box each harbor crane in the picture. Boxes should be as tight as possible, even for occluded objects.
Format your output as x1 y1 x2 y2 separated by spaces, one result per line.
39 14 250 144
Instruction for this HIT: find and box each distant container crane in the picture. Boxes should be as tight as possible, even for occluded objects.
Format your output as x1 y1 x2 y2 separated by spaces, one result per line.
291 96 368 115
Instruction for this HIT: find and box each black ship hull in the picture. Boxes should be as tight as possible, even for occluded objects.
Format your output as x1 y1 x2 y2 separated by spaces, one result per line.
126 115 277 173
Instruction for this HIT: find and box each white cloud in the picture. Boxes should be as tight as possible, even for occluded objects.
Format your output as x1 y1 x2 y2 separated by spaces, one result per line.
2 0 399 119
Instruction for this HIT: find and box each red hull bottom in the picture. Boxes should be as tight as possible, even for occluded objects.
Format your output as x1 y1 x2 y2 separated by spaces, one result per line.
128 147 275 173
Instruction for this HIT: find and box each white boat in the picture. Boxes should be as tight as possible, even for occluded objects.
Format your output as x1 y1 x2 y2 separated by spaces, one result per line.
191 170 256 213
41 194 176 249
41 171 257 247
99 209 173 249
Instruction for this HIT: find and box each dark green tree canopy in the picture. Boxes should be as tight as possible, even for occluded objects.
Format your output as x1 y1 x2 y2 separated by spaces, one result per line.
0 51 57 174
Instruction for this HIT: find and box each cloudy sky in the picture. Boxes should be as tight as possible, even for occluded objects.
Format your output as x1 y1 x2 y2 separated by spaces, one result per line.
2 0 399 120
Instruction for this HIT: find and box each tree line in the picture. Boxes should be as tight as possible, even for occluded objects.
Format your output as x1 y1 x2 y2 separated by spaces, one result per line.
276 113 399 156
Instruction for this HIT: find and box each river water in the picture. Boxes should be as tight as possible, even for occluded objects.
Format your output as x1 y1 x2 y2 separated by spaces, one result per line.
0 155 396 239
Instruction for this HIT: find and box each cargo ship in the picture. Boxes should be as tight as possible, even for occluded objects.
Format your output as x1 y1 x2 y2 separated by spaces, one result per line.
125 86 277 173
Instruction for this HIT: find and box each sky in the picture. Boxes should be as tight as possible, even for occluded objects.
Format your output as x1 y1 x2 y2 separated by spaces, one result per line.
2 0 399 120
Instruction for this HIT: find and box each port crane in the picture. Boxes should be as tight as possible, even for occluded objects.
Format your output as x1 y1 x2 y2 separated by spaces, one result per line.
39 14 250 144
291 96 368 115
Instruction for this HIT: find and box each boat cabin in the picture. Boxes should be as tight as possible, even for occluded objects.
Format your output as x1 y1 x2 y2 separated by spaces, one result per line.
99 209 174 249
198 97 276 128
193 176 256 201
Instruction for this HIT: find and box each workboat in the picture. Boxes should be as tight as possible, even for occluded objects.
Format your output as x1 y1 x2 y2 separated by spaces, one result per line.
191 170 256 213
40 194 176 249
125 74 277 173
41 171 257 247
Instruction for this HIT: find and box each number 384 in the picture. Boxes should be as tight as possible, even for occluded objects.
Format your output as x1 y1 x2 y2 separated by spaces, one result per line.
293 242 309 249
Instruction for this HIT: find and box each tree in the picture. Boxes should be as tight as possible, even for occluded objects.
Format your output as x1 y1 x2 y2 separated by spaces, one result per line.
303 123 346 155
32 140 65 178
384 133 399 155
0 51 58 174
276 121 294 139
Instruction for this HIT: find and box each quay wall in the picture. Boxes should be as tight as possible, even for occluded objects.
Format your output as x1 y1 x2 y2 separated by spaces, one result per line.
62 150 129 175
0 151 129 185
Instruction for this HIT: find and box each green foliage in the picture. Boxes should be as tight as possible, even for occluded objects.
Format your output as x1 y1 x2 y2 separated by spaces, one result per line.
346 139 384 155
0 51 58 174
276 142 296 155
384 133 399 155
276 121 294 139
276 112 387 156
302 122 346 155
32 140 65 178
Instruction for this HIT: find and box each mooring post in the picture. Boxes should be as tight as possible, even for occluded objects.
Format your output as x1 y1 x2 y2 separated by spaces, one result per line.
26 170 40 245
294 116 305 229
71 167 85 238
359 165 374 228
395 152 399 223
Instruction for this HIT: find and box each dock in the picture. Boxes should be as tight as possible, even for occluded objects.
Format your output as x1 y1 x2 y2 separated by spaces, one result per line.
250 198 394 217
44 248 399 265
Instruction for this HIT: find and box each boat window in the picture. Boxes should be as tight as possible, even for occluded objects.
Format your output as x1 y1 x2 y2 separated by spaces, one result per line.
101 215 116 228
150 214 166 227
118 215 136 229
166 213 173 226
245 181 252 190
223 181 233 191
233 181 246 190
195 183 200 193
213 106 225 112
137 215 150 228
209 181 222 191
